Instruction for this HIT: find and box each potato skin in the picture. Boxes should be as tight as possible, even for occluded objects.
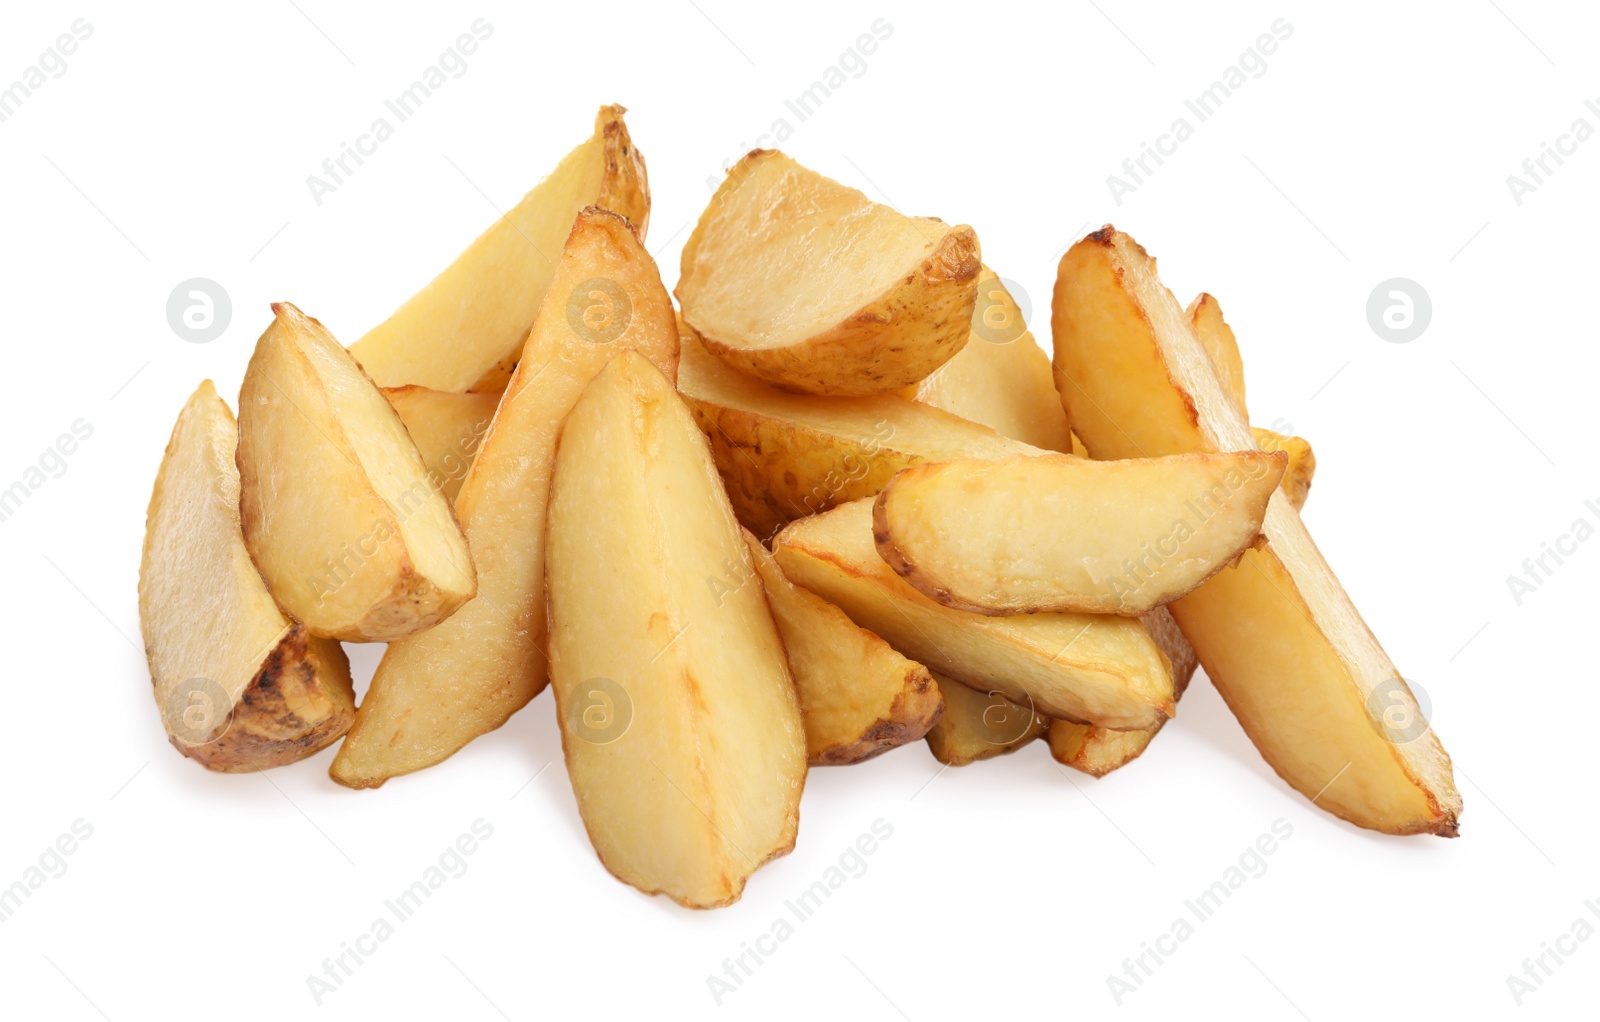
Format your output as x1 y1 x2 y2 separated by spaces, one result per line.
695 226 980 396
172 628 355 773
808 665 943 767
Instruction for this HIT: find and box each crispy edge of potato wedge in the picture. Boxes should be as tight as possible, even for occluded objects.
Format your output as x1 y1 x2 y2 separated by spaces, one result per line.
140 381 355 772
678 149 978 395
548 350 806 908
1253 426 1315 510
1186 292 1248 418
745 531 942 765
1052 226 1459 835
872 451 1285 616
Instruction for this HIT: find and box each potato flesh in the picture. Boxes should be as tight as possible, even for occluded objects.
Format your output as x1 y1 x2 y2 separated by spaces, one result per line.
548 352 805 908
775 500 1174 731
381 386 501 504
1186 293 1248 417
330 210 680 788
237 303 474 642
678 150 977 394
908 268 1074 452
350 106 649 391
874 451 1285 615
678 324 1035 538
1253 427 1315 510
925 673 1046 766
1052 228 1460 835
139 382 354 770
745 533 942 765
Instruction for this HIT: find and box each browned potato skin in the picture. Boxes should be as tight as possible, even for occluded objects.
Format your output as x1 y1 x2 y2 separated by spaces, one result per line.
1253 427 1315 510
1048 608 1196 777
688 228 980 396
179 630 355 772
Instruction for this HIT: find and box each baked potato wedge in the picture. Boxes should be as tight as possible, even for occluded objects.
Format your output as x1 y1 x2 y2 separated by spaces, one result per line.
872 451 1285 616
382 386 500 504
350 105 649 391
774 499 1175 731
1186 293 1248 417
1053 226 1460 835
548 351 805 909
1049 607 1198 776
331 208 679 789
904 268 1074 452
139 381 355 771
678 150 978 395
745 532 942 765
1253 426 1315 510
678 324 1036 538
237 302 475 642
925 673 1047 767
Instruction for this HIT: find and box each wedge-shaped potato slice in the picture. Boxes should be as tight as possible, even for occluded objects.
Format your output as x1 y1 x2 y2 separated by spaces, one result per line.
904 268 1074 452
548 351 805 909
1053 226 1460 835
678 150 979 395
1049 607 1197 777
1253 426 1315 510
775 500 1174 730
331 209 679 789
926 673 1047 767
237 303 475 642
678 324 1036 537
1186 293 1248 417
873 451 1285 616
140 381 355 771
382 386 500 504
350 105 649 391
744 532 942 765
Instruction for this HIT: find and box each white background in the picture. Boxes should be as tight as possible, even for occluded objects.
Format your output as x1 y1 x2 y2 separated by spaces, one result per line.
0 1 1594 1018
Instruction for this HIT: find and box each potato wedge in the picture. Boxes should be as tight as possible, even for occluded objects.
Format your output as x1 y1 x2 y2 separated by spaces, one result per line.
744 531 942 765
1049 607 1197 776
677 150 979 395
1053 226 1460 835
548 351 805 909
1186 293 1247 417
775 499 1174 731
905 268 1074 452
139 381 354 771
926 673 1047 767
350 105 649 391
330 209 680 789
382 386 500 503
237 303 475 642
1253 426 1315 510
873 451 1285 616
678 324 1036 538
